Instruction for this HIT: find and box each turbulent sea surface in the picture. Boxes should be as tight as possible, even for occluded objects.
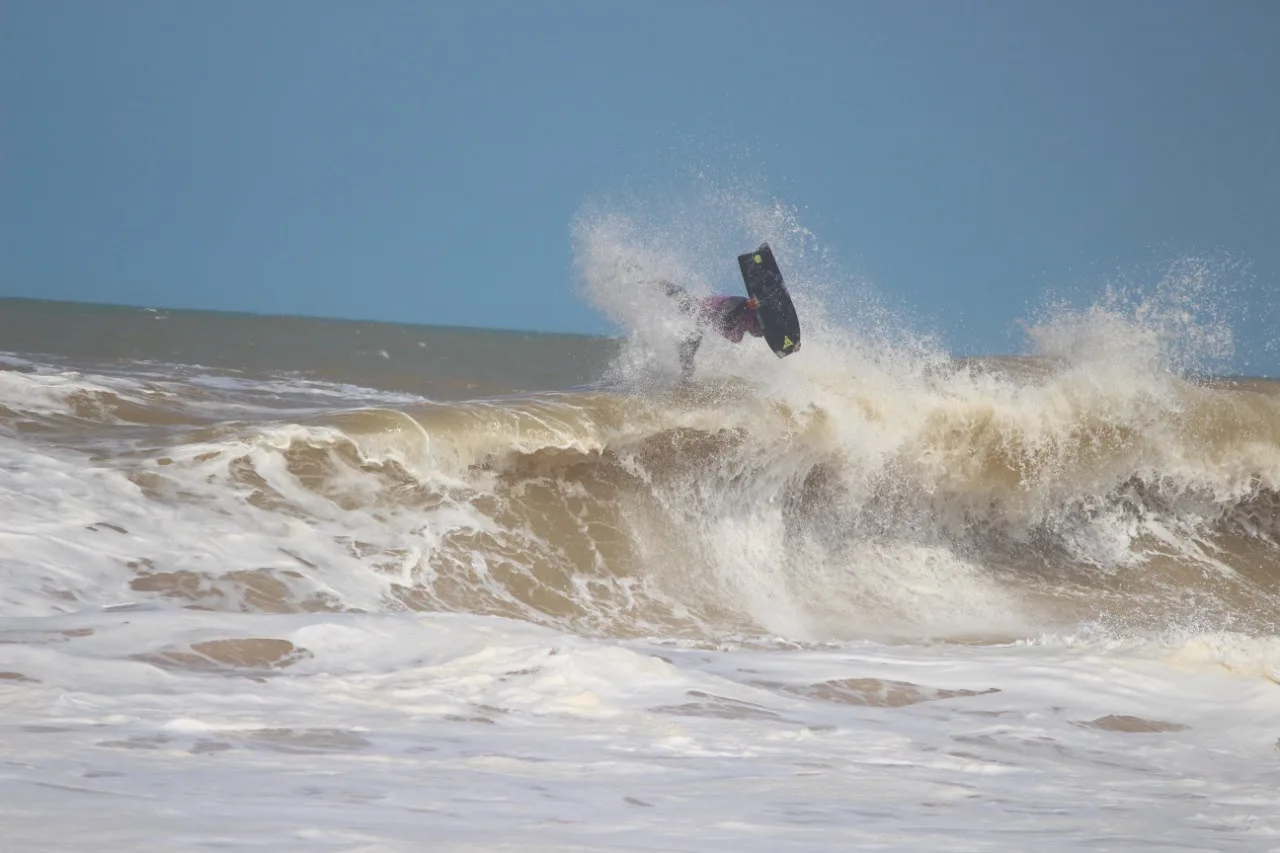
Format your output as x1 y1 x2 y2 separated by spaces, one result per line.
3 216 1280 850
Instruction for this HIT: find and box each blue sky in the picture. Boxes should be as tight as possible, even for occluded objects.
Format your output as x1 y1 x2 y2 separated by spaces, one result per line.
2 1 1278 372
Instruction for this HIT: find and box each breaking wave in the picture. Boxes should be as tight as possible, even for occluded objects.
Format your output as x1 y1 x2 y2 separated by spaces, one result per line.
6 350 1280 644
3 189 1277 645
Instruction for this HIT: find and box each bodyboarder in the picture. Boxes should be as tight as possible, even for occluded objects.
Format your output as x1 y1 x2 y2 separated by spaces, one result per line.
658 281 764 380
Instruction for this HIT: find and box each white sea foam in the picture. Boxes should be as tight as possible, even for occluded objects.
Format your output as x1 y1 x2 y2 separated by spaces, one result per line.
2 608 1279 850
4 354 1279 849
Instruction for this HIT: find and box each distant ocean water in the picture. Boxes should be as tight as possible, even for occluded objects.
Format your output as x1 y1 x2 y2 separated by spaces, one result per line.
3 288 1280 849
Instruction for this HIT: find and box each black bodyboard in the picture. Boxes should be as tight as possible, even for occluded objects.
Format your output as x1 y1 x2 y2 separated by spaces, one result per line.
737 243 800 358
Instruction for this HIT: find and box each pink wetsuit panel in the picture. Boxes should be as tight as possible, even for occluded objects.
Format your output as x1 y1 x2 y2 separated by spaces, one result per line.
699 296 760 343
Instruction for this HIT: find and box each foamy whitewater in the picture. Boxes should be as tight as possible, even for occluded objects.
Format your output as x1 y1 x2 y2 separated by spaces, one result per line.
3 195 1280 851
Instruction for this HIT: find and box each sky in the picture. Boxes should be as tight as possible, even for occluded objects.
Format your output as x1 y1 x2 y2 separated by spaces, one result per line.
2 0 1278 372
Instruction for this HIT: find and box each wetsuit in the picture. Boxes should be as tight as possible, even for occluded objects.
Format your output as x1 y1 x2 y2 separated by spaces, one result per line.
661 282 763 379
698 295 765 342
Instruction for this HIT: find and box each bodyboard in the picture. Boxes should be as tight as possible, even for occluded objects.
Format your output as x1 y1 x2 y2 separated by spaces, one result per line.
737 243 801 357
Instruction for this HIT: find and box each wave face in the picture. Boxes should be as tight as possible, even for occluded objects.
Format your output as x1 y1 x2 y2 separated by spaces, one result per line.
4 270 1280 645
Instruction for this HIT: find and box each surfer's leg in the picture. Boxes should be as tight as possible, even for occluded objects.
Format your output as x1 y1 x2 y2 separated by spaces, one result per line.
657 281 702 379
678 331 702 381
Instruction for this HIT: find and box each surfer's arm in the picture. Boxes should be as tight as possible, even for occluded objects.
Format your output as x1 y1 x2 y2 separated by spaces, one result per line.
657 281 697 316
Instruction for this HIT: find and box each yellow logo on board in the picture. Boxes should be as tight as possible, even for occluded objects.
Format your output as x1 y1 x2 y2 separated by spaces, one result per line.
753 254 763 264
783 335 794 349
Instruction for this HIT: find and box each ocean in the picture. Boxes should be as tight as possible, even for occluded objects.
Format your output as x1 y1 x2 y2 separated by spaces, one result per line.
3 252 1280 850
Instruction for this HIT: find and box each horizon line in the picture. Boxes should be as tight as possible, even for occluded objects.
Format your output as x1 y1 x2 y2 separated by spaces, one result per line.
0 294 615 342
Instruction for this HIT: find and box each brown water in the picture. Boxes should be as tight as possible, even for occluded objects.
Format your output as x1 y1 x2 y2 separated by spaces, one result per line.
0 296 618 400
5 297 1280 644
